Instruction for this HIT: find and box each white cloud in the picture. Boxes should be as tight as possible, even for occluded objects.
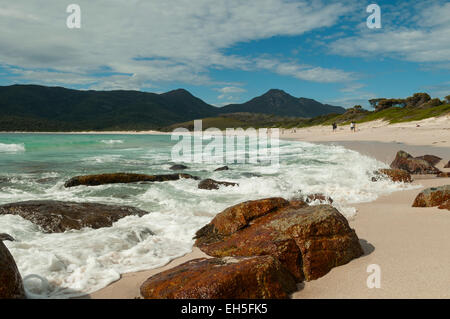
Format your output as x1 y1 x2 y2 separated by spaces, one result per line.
329 2 450 63
0 0 352 89
254 58 355 82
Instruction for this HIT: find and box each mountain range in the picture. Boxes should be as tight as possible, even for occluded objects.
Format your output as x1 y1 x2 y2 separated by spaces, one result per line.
0 84 345 131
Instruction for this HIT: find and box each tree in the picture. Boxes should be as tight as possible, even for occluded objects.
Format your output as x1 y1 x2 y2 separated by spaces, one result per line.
445 95 450 104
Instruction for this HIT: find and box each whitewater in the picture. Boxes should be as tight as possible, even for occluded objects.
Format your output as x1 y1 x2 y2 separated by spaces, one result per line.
0 133 414 298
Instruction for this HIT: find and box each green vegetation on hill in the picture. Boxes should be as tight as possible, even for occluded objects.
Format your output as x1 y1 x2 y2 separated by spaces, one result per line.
165 95 449 131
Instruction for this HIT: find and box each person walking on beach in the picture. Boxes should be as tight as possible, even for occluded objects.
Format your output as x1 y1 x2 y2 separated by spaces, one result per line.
350 121 356 132
332 122 337 132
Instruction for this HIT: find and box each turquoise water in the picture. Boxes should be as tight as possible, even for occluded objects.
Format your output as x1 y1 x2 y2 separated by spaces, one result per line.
0 133 410 298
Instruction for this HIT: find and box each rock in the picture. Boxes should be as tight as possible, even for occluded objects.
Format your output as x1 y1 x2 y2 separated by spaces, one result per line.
305 193 334 204
64 173 199 187
0 234 15 241
438 200 450 210
0 241 26 299
169 164 188 170
0 200 150 233
373 169 412 183
195 199 363 281
416 155 442 166
444 161 450 168
390 151 441 174
198 179 238 190
214 166 229 171
412 185 450 209
140 256 297 299
437 172 450 178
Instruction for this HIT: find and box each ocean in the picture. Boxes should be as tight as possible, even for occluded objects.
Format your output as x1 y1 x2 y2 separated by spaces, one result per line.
0 133 412 298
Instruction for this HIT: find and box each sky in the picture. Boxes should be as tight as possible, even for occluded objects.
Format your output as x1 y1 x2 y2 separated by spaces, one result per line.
0 0 449 109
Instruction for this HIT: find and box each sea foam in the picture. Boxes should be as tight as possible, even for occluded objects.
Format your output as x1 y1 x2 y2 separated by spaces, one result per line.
0 142 25 152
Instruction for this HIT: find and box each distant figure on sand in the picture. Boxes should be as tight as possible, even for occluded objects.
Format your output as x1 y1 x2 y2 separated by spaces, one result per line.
350 121 356 132
332 122 337 132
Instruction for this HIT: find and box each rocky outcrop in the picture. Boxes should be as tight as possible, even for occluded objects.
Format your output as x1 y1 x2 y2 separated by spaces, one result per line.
64 173 199 188
372 169 412 183
416 155 442 166
445 161 450 168
0 241 26 299
390 151 441 174
194 198 363 281
169 164 188 170
412 186 450 210
0 234 15 241
140 256 297 299
198 179 238 190
0 201 150 233
214 166 229 171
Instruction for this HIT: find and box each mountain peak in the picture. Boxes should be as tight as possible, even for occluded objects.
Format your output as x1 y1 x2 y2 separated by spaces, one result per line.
162 88 192 96
263 89 290 97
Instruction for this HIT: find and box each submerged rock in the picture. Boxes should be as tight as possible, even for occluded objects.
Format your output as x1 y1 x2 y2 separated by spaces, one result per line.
140 255 297 299
0 200 150 233
412 185 450 210
373 168 412 183
0 241 26 299
64 173 199 188
0 233 15 241
198 179 238 190
214 166 229 172
169 164 188 171
390 151 441 174
194 198 363 281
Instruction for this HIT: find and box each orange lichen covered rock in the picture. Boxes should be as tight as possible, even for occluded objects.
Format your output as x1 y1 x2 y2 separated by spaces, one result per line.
140 256 297 299
195 199 363 281
375 168 412 183
412 186 450 210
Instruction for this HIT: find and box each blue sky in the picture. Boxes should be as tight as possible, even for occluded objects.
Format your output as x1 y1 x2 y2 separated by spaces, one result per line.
0 0 449 109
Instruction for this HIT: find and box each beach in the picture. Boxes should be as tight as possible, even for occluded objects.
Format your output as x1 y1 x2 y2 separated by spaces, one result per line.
87 116 450 299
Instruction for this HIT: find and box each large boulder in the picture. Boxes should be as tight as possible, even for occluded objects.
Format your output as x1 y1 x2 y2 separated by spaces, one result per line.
0 241 26 299
412 186 450 210
0 201 150 233
444 161 450 168
64 173 199 188
194 198 363 281
373 168 412 183
390 151 441 174
140 256 297 299
198 179 238 190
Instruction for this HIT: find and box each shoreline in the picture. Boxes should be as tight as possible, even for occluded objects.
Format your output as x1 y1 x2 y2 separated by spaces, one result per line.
87 137 450 299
